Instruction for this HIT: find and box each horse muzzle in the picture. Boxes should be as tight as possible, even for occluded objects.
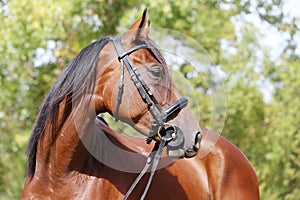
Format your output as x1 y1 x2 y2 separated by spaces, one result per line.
151 97 202 159
166 127 202 159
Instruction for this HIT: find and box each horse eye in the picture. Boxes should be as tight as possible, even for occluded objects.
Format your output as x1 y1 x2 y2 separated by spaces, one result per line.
150 67 163 78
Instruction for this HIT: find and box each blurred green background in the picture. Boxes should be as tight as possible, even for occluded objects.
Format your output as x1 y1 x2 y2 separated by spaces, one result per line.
0 0 299 199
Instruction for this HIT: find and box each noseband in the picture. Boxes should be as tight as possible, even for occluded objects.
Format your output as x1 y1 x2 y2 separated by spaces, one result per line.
113 35 188 143
112 35 189 199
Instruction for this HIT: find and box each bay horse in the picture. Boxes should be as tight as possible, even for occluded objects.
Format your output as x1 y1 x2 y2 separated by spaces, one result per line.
22 9 259 199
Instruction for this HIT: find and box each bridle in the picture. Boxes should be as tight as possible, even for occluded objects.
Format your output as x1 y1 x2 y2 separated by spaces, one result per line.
113 35 188 144
112 35 191 200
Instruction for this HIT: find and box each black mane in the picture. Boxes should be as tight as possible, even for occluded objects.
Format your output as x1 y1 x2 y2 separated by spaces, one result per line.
26 37 110 177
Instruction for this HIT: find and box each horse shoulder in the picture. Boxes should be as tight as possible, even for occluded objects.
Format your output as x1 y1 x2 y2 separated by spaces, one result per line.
199 127 259 199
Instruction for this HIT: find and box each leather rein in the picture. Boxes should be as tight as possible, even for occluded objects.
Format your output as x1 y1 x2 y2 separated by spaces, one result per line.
112 35 189 199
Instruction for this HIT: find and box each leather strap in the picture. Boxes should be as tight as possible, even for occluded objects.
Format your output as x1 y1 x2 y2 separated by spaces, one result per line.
113 35 164 128
111 35 191 199
123 136 167 200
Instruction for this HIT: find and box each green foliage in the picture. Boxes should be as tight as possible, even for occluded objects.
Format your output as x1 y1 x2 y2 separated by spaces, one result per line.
0 0 299 199
259 57 300 199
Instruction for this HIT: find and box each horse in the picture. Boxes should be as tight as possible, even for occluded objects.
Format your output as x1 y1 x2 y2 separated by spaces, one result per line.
22 9 259 199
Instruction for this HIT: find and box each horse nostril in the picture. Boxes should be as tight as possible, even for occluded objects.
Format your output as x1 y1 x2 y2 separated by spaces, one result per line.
193 132 202 149
184 132 202 158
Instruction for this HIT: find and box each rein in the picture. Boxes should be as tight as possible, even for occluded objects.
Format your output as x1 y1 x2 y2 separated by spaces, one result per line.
112 35 189 199
123 136 168 200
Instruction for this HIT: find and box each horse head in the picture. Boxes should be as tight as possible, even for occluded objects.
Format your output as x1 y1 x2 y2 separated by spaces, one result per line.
95 9 201 158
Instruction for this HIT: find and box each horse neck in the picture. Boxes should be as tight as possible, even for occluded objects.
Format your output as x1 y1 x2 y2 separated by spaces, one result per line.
35 97 99 178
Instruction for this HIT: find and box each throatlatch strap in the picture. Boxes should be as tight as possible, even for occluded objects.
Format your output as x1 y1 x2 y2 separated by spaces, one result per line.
114 59 124 122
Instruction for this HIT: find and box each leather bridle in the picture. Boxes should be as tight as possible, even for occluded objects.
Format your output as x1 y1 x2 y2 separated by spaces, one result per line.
112 35 195 200
113 35 188 144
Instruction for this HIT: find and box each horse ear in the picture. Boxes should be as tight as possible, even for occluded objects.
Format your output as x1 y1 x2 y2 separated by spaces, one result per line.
129 8 150 41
